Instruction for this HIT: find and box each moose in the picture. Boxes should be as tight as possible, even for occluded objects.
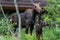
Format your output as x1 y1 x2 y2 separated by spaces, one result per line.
36 20 49 40
9 0 48 39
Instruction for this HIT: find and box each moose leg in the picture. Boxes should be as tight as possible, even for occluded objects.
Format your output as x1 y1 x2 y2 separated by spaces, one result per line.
36 32 39 40
36 30 40 40
40 34 43 40
14 25 18 33
25 19 29 34
26 25 29 34
38 34 40 40
30 23 34 35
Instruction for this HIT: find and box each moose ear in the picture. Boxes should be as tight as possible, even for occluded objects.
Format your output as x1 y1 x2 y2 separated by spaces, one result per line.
31 0 35 5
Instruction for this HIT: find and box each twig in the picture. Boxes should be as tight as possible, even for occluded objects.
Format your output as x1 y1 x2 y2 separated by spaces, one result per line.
0 4 15 37
14 0 21 40
0 4 6 18
55 24 58 33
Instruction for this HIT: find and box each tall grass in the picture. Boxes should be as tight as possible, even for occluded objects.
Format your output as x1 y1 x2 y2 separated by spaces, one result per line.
0 27 60 40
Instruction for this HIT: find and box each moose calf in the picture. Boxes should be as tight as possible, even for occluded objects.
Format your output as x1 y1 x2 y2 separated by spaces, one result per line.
36 20 49 40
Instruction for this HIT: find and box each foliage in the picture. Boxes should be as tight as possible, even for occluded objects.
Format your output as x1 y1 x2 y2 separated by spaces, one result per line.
44 0 60 23
43 0 60 40
0 0 60 40
0 18 14 35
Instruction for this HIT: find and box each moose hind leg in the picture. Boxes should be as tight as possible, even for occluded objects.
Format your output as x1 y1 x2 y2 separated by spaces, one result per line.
14 25 18 33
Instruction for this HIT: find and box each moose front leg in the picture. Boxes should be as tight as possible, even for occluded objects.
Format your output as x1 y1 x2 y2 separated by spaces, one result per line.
30 23 34 35
36 29 43 40
36 31 40 40
36 24 43 40
25 19 29 34
26 25 29 34
40 34 43 40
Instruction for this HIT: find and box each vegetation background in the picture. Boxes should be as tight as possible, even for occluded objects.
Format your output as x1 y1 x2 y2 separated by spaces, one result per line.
0 0 60 40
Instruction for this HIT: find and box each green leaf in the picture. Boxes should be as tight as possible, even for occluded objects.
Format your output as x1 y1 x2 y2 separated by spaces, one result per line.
57 4 60 7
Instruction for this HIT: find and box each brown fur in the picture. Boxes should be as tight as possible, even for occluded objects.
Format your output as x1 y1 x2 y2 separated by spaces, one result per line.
9 2 42 35
9 3 48 39
36 20 49 40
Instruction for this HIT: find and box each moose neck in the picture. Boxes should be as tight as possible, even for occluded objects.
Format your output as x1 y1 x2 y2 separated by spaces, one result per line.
33 9 39 14
32 9 39 20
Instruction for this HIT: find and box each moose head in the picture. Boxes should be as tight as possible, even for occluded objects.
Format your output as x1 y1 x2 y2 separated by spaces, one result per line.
31 0 41 13
39 20 49 27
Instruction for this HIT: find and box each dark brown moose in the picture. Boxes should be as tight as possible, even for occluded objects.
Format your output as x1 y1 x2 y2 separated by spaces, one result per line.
9 0 48 40
9 0 42 35
36 20 49 40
